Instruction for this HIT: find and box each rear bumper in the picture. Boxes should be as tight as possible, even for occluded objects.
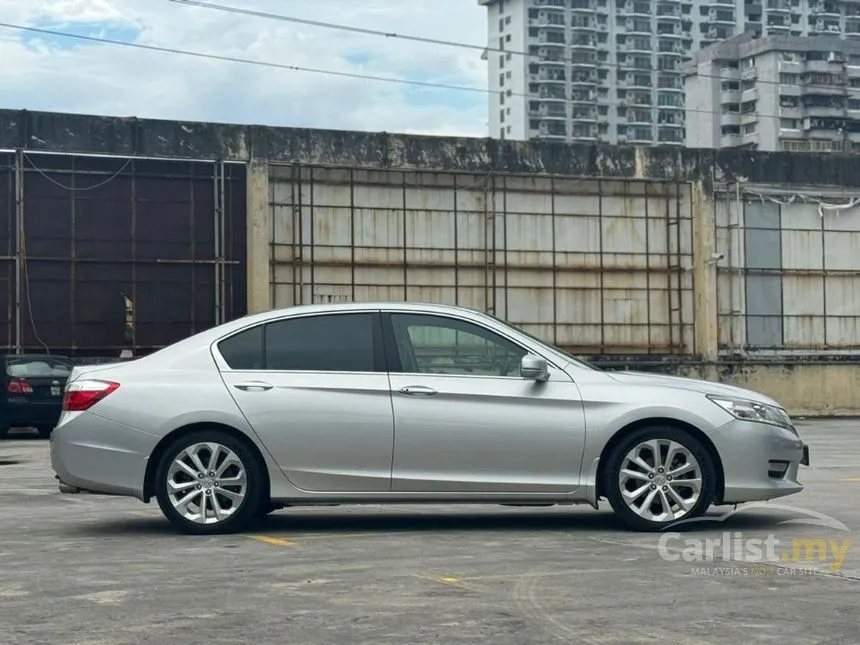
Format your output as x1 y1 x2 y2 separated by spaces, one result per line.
50 412 158 501
709 419 807 504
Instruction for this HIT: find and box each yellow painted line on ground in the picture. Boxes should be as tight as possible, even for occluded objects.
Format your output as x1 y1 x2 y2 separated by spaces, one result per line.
838 478 860 482
413 573 468 588
246 534 299 547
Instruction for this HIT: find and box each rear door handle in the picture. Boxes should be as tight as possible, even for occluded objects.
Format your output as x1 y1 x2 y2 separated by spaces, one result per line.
398 385 438 397
233 381 273 392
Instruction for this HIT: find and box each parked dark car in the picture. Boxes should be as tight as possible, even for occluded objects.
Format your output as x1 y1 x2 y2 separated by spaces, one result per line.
1 354 75 439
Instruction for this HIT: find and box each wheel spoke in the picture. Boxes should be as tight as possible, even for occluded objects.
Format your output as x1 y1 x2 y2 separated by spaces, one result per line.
619 437 703 524
173 459 199 479
217 487 244 502
644 440 665 469
165 441 249 525
620 468 650 482
168 479 198 493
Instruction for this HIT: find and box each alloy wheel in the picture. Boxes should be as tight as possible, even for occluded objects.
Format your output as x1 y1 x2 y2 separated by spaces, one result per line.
617 438 703 523
165 441 248 525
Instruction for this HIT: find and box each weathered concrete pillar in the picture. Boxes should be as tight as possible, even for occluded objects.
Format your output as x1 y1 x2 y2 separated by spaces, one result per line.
691 181 719 362
246 158 272 314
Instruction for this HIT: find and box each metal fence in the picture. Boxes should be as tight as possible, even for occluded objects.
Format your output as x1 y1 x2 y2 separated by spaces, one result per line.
0 151 248 357
715 184 860 353
268 164 696 356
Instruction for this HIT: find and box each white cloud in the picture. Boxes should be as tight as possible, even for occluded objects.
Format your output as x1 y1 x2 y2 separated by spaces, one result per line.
0 0 490 137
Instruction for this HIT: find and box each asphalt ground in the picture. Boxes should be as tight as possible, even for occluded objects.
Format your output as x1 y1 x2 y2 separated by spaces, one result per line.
1 419 859 645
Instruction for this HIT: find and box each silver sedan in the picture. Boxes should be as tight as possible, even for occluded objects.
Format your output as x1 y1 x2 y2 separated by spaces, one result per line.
50 302 809 535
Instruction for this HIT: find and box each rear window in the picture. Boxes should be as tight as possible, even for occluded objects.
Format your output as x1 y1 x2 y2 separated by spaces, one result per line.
6 357 74 378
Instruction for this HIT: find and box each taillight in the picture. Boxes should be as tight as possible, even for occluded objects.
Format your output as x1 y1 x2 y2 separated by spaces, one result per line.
62 380 120 412
7 379 33 395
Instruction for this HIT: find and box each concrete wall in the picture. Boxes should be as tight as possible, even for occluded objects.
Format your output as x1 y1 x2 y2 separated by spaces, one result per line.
5 108 860 415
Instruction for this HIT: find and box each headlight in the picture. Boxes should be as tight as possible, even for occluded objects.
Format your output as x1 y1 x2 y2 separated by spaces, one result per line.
707 395 795 431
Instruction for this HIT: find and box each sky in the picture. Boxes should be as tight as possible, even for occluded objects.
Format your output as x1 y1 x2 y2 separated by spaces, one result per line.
0 0 490 137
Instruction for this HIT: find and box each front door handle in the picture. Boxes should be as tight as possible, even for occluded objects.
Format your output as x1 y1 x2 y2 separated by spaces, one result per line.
234 381 273 392
398 385 438 397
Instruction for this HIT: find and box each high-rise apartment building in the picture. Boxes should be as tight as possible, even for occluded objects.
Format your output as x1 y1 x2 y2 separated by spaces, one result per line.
685 34 860 151
478 0 860 146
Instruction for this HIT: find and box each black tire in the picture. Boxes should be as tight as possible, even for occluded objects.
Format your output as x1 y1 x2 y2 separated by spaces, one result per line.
254 503 281 519
154 429 265 535
603 425 716 532
36 425 54 439
0 422 9 440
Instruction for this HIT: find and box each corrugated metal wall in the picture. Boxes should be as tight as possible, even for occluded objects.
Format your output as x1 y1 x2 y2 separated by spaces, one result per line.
716 189 860 352
0 153 13 352
0 152 248 357
269 165 695 355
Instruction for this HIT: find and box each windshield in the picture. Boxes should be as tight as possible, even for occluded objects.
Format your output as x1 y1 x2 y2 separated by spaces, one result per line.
6 356 74 378
479 312 600 371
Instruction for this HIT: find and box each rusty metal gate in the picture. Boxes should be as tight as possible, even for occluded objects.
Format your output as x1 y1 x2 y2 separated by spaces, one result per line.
0 151 247 357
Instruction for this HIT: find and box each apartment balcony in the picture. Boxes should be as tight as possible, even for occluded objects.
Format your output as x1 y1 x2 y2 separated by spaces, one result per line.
846 22 860 37
537 57 566 67
572 112 599 122
809 23 841 35
571 60 599 70
624 79 654 90
569 5 597 13
532 111 569 121
533 0 567 11
801 84 848 96
535 133 569 143
537 38 567 49
622 42 654 54
656 29 684 39
720 112 741 126
531 74 567 84
621 8 653 18
810 4 842 18
706 0 735 6
626 114 654 126
529 16 566 29
656 8 682 20
766 0 791 11
537 93 567 102
628 133 654 144
721 133 742 147
708 13 737 24
570 41 598 50
803 105 847 118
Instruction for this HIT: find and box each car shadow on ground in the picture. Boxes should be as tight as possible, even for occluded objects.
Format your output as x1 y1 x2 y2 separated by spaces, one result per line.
65 506 800 539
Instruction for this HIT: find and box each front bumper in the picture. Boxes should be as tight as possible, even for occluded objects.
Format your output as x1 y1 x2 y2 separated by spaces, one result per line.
709 418 808 505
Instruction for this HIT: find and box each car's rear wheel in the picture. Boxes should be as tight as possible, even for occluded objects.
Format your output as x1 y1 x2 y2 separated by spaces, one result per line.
36 425 54 439
0 421 8 439
154 430 264 535
603 425 716 532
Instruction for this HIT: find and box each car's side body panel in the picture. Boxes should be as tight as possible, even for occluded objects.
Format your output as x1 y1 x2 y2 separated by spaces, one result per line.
49 301 807 521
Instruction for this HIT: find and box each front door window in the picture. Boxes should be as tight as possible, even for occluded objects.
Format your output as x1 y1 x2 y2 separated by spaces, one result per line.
390 313 528 377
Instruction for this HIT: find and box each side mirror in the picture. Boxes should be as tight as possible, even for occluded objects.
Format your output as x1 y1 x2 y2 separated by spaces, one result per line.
521 354 550 382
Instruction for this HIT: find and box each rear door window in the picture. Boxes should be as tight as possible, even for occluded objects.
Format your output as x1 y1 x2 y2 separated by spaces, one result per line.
216 313 381 372
265 313 378 372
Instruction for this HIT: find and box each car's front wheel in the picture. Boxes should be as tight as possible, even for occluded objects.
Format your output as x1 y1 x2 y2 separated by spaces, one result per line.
603 425 716 532
154 429 264 535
